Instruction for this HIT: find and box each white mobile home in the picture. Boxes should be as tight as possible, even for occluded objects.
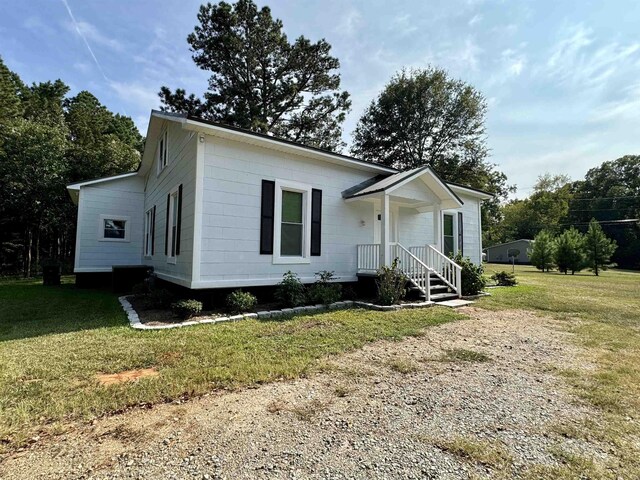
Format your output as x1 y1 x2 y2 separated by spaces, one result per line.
68 111 493 301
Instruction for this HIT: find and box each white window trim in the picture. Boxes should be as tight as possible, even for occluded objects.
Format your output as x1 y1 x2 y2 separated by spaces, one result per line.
273 179 312 265
98 214 130 242
156 129 168 176
144 208 153 258
166 185 180 264
441 210 458 256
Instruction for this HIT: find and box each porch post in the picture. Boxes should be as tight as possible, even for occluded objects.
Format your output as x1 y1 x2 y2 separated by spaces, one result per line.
380 193 391 266
433 204 441 251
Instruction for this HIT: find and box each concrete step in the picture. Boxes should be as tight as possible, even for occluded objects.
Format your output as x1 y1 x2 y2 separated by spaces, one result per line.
430 292 460 302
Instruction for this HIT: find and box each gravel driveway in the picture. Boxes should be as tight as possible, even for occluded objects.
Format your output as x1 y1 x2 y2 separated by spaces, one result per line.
0 307 607 479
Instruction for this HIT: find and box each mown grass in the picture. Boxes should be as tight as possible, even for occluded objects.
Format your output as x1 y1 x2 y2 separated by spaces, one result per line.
480 263 640 478
0 276 460 452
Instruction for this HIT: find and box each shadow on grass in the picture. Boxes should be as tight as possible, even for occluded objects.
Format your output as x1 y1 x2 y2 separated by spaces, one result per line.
0 277 126 342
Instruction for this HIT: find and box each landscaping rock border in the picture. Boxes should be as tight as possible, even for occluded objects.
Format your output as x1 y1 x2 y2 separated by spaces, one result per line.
119 296 436 331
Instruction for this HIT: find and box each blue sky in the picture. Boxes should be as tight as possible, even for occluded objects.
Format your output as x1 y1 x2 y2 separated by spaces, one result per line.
2 0 640 197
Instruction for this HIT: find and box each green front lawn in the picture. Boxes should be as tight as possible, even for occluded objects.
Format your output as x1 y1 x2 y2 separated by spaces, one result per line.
0 276 459 452
480 263 640 478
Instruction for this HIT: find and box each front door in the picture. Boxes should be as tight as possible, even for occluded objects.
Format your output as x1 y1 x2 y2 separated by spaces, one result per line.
374 208 396 244
443 213 455 257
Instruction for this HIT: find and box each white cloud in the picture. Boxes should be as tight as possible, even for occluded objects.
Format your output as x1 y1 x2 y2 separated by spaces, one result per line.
109 80 159 112
468 14 482 27
392 13 419 35
72 20 123 52
590 82 640 123
544 23 640 89
335 8 362 37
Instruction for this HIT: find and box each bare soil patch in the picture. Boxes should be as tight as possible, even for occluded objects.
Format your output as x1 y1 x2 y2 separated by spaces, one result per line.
0 307 608 479
96 368 159 386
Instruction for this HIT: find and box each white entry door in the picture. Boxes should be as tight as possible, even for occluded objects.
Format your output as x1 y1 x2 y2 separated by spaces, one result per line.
374 208 397 244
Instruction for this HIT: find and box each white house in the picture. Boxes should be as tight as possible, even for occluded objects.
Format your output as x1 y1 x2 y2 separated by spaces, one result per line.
67 110 493 301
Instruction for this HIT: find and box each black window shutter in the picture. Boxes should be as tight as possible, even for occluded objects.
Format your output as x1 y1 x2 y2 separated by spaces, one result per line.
260 180 275 254
310 188 322 256
151 205 156 255
176 184 183 255
458 212 463 255
165 194 170 255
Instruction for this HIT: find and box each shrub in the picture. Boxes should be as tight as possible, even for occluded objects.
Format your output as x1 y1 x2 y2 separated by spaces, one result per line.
452 253 486 296
307 270 342 305
145 288 174 309
490 270 517 286
226 289 258 314
275 271 306 307
171 299 203 319
529 230 556 272
554 227 586 275
375 258 407 305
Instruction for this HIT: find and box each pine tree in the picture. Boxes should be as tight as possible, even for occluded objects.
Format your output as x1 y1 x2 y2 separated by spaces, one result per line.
584 219 617 276
529 230 556 272
554 227 585 275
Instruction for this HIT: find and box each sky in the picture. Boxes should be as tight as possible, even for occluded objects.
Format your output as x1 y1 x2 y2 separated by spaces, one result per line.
2 0 640 197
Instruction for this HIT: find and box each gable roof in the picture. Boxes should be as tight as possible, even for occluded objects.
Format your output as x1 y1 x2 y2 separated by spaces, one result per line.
342 165 465 209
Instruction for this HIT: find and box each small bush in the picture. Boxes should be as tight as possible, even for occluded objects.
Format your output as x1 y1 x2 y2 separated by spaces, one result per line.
226 289 258 314
171 299 203 319
131 282 149 297
376 259 407 305
275 271 306 307
307 270 342 305
490 271 517 287
146 288 174 309
452 253 486 296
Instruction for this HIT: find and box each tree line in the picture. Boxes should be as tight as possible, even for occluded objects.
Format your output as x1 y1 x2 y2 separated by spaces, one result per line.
487 156 640 270
0 58 143 276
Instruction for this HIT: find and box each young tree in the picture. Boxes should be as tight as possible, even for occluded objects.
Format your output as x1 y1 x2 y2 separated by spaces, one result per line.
529 230 556 272
159 0 350 151
584 219 617 276
553 227 585 275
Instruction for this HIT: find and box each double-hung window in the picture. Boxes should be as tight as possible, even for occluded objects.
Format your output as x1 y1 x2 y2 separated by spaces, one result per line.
144 207 155 257
273 180 311 264
165 185 182 263
157 129 168 174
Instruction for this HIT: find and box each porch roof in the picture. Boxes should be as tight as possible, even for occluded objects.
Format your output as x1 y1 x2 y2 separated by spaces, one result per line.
342 165 464 209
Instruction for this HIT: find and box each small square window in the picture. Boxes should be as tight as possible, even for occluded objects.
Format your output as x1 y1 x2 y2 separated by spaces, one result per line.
98 215 130 242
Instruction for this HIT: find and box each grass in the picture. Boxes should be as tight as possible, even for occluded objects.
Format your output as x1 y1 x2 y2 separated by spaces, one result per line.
439 348 491 363
0 276 460 452
428 435 512 470
388 357 420 374
479 263 640 478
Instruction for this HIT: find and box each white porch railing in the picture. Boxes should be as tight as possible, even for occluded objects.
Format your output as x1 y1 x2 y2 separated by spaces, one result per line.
356 244 380 272
391 243 431 300
410 244 461 297
356 243 462 299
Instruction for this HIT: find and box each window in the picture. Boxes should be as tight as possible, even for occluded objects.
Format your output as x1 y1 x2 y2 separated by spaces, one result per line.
98 215 130 242
157 129 168 174
272 180 311 264
443 213 455 256
165 185 182 263
281 191 303 256
144 207 155 256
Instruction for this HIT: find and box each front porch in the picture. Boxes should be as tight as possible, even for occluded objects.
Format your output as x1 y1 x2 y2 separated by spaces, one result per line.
342 166 465 301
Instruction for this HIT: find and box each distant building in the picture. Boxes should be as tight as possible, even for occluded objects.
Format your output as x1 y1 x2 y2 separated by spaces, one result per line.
484 239 533 264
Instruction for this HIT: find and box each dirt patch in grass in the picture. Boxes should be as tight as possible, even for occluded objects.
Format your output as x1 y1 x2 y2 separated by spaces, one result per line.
96 368 159 386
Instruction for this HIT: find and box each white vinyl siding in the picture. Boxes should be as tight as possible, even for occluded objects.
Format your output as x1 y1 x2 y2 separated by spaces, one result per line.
74 175 145 272
143 122 197 284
